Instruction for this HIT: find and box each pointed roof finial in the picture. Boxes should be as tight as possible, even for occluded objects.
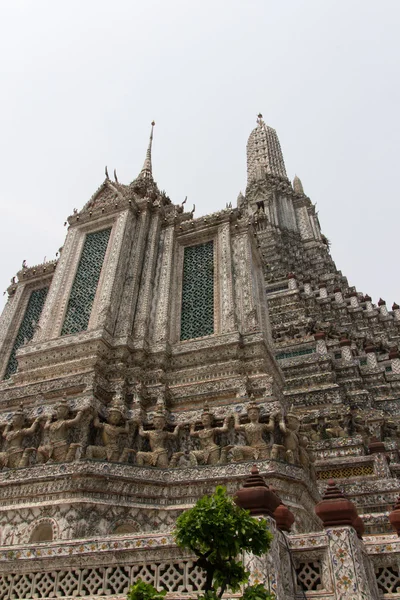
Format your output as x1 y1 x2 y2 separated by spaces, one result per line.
257 113 264 126
138 121 155 180
293 174 304 195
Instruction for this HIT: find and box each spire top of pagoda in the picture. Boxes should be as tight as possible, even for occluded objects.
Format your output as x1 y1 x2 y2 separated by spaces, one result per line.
138 121 155 180
293 174 304 195
246 112 287 183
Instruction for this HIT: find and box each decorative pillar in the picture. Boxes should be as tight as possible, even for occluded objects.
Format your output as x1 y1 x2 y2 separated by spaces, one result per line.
389 347 400 374
340 337 353 362
365 345 378 369
318 282 327 298
392 302 400 321
287 273 297 291
132 209 161 345
378 298 389 317
114 209 150 338
234 232 260 333
235 466 292 599
218 222 236 333
334 286 343 303
151 224 175 344
303 279 312 296
314 332 328 355
315 480 379 599
348 291 359 308
364 294 374 313
0 285 24 350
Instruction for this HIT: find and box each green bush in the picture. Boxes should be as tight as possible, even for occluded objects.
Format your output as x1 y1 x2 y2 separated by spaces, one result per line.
127 579 167 600
174 486 273 598
128 487 275 600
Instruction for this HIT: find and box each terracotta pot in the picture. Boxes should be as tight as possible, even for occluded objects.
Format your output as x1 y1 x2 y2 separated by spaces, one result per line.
234 465 280 517
315 480 357 527
274 502 295 532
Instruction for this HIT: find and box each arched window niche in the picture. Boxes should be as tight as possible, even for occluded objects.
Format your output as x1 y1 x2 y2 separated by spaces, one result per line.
113 523 137 535
29 521 54 543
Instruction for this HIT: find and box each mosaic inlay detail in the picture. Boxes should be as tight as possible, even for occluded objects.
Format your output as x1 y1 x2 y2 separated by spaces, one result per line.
4 287 48 379
61 228 111 335
180 241 214 340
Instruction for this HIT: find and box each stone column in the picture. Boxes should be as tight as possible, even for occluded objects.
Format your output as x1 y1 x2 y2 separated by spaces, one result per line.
151 224 175 344
348 291 359 308
114 209 150 338
334 287 343 303
295 200 314 240
325 527 379 599
378 298 389 317
0 285 24 352
315 480 379 599
235 467 294 600
340 338 353 362
36 226 81 340
364 294 374 313
252 518 296 600
218 222 236 333
234 231 259 333
365 345 378 369
303 279 312 296
287 273 297 291
132 209 161 345
314 332 328 355
389 347 400 374
392 302 400 321
318 283 327 298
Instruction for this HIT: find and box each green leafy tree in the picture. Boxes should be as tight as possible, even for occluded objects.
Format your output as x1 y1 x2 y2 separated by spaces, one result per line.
174 486 273 598
127 579 166 600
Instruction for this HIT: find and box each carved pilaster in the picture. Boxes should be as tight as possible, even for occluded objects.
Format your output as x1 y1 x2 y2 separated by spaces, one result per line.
132 209 161 344
245 517 294 600
36 227 81 341
218 222 236 333
326 526 379 599
114 210 149 338
233 231 258 333
89 210 129 331
150 224 175 344
0 285 25 351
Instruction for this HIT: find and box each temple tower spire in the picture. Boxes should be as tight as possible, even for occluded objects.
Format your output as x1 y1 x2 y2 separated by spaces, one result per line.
246 113 287 184
138 121 155 180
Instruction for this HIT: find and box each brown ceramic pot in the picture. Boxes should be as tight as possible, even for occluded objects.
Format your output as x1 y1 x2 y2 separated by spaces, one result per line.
315 480 357 527
235 466 280 517
274 502 295 532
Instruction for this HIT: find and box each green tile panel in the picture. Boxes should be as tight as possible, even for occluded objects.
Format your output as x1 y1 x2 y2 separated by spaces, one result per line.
61 228 111 336
180 241 214 340
4 287 48 379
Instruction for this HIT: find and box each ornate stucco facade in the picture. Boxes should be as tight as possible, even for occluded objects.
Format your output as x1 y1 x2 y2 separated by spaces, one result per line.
0 116 399 599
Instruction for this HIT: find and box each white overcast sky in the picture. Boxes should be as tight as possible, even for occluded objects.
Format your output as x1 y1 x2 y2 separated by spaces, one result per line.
0 1 399 310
